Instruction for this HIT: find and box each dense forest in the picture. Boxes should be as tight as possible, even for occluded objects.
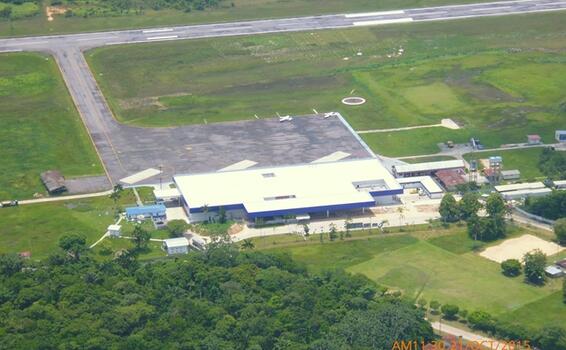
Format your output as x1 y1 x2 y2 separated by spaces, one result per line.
539 148 566 180
0 237 433 349
524 190 566 220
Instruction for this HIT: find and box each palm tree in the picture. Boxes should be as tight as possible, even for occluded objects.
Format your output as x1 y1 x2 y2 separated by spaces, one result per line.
241 239 255 250
397 206 405 226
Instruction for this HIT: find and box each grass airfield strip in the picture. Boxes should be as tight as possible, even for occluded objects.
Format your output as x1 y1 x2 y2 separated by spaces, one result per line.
87 11 566 158
0 52 103 199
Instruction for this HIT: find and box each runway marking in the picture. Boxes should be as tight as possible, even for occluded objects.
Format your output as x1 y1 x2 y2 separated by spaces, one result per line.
146 35 179 40
16 41 49 46
353 18 413 26
345 10 404 18
471 5 512 10
142 28 174 33
120 168 162 185
312 108 318 114
77 37 113 41
414 7 566 21
218 160 258 172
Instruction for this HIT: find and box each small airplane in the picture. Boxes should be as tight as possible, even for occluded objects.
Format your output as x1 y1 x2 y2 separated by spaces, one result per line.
279 115 293 122
324 112 339 119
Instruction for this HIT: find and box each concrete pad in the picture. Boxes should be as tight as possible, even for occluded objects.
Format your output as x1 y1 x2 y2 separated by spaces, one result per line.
120 168 162 184
218 159 258 172
441 118 460 130
480 234 565 263
311 151 351 163
166 207 189 223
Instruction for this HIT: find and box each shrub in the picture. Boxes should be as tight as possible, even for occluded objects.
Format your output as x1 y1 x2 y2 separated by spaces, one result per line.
468 311 495 332
501 259 522 277
441 304 459 320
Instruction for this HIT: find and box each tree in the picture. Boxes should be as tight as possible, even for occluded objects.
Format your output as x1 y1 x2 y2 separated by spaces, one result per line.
132 225 151 250
344 218 352 238
429 300 440 314
0 6 12 19
485 192 506 219
467 215 485 241
467 311 495 332
303 224 310 237
523 249 547 285
59 234 87 261
166 220 188 238
459 192 481 221
328 224 337 241
554 218 566 245
0 253 23 276
241 239 255 250
563 278 566 304
439 194 459 223
417 298 427 310
218 207 227 224
535 326 566 350
397 206 406 225
441 304 459 320
109 184 124 204
501 259 522 277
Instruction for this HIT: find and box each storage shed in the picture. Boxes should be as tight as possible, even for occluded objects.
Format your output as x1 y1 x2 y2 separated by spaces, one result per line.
40 170 67 194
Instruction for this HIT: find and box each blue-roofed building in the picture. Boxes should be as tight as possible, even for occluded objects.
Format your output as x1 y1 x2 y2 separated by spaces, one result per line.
125 204 166 221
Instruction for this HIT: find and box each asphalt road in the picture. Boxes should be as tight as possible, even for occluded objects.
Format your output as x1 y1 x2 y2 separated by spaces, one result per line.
0 0 565 187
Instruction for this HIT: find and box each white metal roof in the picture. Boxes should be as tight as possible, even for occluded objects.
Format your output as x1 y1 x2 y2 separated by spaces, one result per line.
174 159 401 214
153 187 181 200
395 160 465 174
396 176 443 194
501 188 552 199
554 180 566 187
501 170 521 175
495 182 546 193
107 224 121 231
163 237 189 248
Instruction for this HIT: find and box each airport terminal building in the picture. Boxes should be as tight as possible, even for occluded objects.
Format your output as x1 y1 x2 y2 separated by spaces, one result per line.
173 158 403 224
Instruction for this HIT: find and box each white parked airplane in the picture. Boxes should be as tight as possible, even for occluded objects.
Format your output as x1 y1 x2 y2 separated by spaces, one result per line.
279 115 293 122
324 112 339 119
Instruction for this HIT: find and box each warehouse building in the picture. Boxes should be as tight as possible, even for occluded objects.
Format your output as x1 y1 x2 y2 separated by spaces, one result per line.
396 176 444 199
495 182 551 200
173 159 403 224
392 160 465 178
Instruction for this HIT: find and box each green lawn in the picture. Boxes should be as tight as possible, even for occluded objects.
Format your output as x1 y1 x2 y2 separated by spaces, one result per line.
267 227 564 327
463 148 545 180
0 0 498 38
0 190 140 259
0 52 103 199
87 12 566 157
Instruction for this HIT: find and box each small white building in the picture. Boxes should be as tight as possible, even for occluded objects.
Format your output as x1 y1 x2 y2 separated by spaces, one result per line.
501 170 521 181
162 237 189 255
107 224 122 237
544 265 564 278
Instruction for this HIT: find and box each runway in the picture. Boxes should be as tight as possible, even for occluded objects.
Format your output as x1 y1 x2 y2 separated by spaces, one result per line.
0 0 565 187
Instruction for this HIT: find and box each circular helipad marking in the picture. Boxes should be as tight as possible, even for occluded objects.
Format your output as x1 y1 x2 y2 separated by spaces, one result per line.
341 97 366 106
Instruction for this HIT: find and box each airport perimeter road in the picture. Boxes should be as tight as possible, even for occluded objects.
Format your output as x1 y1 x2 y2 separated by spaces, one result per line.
0 0 565 187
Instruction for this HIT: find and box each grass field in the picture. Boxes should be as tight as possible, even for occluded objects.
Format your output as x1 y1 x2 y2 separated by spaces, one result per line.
463 148 545 180
0 52 103 199
0 0 497 38
87 12 566 157
0 188 156 259
266 226 564 327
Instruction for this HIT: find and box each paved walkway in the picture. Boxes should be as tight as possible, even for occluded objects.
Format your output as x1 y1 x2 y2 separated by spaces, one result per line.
357 118 460 134
232 195 441 242
18 189 113 205
430 322 508 350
